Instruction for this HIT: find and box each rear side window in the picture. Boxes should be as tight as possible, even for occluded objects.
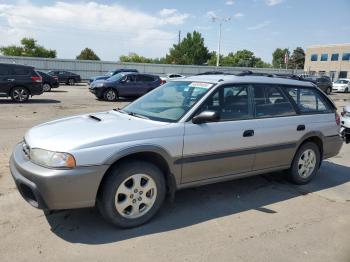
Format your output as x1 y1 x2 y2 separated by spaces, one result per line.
137 75 155 82
284 87 332 113
13 67 31 75
253 85 296 118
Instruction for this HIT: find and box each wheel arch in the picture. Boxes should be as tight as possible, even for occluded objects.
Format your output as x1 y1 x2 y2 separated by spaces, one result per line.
97 145 179 201
294 132 324 166
10 85 31 96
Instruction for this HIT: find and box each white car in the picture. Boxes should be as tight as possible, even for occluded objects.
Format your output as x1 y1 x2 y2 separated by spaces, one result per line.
332 79 350 93
160 73 186 82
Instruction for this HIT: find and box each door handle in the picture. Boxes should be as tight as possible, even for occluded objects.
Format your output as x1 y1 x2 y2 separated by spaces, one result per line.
243 130 254 137
297 124 305 131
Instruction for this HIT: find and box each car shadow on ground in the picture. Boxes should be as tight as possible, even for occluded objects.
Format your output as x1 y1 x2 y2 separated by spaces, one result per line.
0 99 61 104
45 161 350 245
50 90 68 93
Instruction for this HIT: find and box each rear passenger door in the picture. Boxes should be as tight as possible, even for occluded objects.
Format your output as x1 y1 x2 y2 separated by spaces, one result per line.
181 84 257 183
252 84 301 170
0 65 13 95
135 75 155 95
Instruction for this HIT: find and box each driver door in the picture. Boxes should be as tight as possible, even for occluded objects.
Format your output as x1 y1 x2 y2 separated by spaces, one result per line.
118 74 137 96
181 84 257 183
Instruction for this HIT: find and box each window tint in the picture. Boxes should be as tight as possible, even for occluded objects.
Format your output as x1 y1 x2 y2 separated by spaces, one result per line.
331 53 339 61
137 75 154 82
285 87 331 113
13 68 30 75
320 54 328 61
342 53 350 61
125 75 136 82
198 85 250 121
0 66 12 75
253 85 295 118
311 54 318 61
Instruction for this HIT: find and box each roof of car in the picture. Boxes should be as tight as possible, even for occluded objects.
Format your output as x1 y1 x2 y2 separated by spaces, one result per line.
0 62 33 68
176 74 314 87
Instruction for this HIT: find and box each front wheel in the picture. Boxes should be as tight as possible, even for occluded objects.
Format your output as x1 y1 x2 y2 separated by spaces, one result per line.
288 142 320 184
103 89 118 101
97 161 166 228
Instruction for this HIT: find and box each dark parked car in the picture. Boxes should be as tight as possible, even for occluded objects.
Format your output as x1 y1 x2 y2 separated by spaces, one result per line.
89 72 161 101
37 71 59 92
0 63 43 102
301 76 332 94
89 69 138 84
47 70 81 85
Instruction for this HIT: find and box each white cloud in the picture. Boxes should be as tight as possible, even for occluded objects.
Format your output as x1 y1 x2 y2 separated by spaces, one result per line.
0 2 190 59
247 21 271 30
234 12 244 18
159 8 177 17
265 0 284 6
207 11 217 20
225 1 235 5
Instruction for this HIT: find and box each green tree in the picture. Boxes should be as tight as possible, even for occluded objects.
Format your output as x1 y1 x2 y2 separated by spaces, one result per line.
272 48 289 68
211 49 270 68
166 31 210 65
289 47 305 69
76 48 100 60
207 51 224 66
119 53 152 63
0 38 56 58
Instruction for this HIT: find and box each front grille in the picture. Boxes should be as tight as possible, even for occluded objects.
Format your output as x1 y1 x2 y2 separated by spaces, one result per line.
22 141 30 159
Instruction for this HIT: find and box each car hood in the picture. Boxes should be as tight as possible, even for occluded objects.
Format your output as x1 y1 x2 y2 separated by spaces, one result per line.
25 111 169 152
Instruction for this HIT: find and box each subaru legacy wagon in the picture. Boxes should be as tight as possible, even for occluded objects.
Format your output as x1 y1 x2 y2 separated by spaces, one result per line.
10 74 343 228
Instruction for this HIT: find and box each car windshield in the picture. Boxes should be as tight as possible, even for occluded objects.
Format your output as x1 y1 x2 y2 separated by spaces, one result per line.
335 79 349 84
122 81 214 122
107 73 125 81
105 71 115 77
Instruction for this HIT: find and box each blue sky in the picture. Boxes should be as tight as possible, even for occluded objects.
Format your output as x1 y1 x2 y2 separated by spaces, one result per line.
0 0 349 62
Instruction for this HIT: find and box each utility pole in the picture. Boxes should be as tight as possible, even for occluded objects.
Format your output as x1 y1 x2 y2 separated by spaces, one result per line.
211 16 231 67
178 30 181 45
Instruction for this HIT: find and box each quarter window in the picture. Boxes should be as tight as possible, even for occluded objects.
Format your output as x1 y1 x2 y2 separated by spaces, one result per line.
285 87 331 113
253 85 296 118
320 54 328 61
311 54 318 61
331 53 339 61
198 85 251 121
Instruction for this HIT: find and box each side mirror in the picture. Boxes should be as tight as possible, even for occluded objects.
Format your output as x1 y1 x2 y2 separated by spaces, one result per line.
192 110 220 124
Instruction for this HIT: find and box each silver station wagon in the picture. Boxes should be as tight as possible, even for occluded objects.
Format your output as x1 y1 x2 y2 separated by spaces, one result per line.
10 74 343 228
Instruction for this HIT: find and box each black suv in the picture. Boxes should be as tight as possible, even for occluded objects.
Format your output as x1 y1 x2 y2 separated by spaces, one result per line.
0 63 43 102
37 71 59 92
47 70 81 85
301 76 332 94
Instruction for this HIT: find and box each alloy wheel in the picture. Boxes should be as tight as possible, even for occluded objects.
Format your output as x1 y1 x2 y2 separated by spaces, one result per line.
43 83 51 92
12 88 29 102
297 149 316 178
105 90 116 101
115 174 157 219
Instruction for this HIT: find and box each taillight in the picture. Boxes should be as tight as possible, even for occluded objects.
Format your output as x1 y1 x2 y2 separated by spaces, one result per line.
160 79 166 85
335 112 340 125
31 76 42 83
53 76 58 80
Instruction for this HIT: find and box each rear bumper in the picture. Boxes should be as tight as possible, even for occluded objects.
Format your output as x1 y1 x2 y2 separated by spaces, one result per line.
323 134 343 159
30 83 44 96
10 143 109 210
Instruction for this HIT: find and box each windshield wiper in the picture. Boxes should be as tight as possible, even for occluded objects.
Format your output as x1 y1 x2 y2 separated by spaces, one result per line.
113 108 127 114
127 112 150 120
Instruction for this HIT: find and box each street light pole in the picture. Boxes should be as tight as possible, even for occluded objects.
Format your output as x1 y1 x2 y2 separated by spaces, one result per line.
212 16 231 67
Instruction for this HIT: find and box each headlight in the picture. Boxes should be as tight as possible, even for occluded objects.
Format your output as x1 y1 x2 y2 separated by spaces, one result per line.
94 82 104 88
30 148 76 168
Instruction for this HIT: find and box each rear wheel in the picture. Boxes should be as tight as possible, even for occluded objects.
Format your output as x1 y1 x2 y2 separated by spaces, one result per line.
288 142 320 184
68 78 75 85
103 89 118 101
43 83 51 92
11 87 29 102
345 87 349 93
97 161 166 228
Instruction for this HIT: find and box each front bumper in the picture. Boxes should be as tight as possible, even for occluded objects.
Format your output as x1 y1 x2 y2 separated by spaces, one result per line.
10 143 109 210
89 87 104 97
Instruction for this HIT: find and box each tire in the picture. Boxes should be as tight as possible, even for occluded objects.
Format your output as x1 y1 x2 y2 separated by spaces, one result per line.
345 87 349 93
103 89 118 101
10 87 30 102
288 142 320 185
68 78 75 85
325 87 331 95
43 83 51 92
97 161 166 228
